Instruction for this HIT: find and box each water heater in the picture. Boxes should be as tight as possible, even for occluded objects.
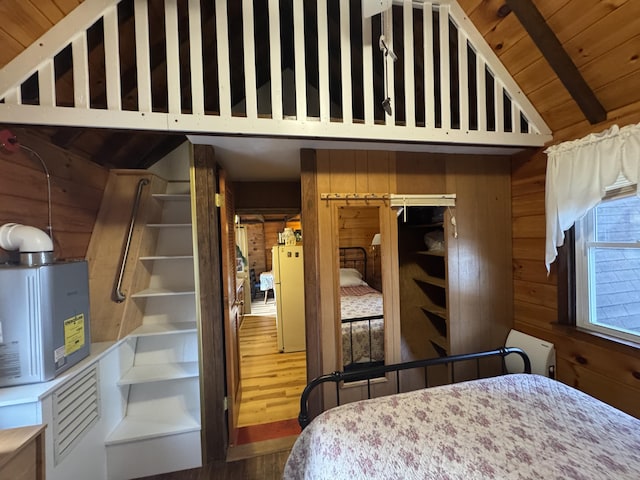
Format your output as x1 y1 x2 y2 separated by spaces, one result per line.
0 261 91 387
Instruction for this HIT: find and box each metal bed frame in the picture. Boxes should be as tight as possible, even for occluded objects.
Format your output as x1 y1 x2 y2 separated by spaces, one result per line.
298 347 531 428
339 246 367 278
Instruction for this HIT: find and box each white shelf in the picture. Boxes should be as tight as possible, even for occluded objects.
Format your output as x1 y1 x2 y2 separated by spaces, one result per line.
139 255 193 261
130 322 197 337
152 193 190 201
105 411 200 445
118 362 199 386
146 223 192 228
131 288 195 298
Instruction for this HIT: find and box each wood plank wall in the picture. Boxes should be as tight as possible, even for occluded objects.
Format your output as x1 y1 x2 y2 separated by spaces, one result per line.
0 127 108 261
309 148 513 404
85 170 166 342
313 149 400 406
337 206 380 289
245 223 266 274
395 152 513 389
511 106 640 418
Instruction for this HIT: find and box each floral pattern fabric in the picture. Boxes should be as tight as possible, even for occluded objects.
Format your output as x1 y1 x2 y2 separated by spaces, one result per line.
284 374 640 480
340 286 384 365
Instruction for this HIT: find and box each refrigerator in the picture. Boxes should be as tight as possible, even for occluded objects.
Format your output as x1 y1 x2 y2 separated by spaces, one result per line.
272 244 306 352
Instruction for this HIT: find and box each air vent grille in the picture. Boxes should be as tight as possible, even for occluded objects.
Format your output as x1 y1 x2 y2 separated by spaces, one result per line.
53 365 100 465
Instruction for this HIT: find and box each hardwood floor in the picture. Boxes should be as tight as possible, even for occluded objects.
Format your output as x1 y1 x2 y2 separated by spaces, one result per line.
237 314 307 427
137 449 290 480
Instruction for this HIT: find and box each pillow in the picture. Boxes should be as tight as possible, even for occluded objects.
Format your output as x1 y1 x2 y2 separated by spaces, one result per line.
339 268 367 287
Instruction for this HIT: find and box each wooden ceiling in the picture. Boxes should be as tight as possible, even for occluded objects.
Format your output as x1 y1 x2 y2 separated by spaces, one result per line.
0 0 638 169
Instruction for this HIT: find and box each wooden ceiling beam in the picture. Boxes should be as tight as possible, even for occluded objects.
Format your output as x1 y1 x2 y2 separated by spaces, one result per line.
50 127 84 149
505 0 606 125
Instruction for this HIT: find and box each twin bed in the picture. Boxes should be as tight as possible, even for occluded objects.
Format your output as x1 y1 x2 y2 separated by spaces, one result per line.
284 348 640 479
339 247 384 371
309 245 640 478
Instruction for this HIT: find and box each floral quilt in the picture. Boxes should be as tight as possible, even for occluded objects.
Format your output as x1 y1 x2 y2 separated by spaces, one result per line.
284 374 640 479
340 286 384 365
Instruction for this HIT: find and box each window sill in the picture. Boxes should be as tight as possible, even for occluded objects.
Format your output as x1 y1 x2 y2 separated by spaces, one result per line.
552 323 640 355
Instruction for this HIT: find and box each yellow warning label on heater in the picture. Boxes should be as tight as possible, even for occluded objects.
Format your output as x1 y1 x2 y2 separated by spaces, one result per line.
64 314 85 355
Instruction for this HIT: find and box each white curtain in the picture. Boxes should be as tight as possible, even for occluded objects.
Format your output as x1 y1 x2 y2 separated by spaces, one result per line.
545 122 640 271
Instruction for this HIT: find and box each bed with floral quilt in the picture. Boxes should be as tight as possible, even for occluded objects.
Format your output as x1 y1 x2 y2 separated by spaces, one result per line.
284 372 640 479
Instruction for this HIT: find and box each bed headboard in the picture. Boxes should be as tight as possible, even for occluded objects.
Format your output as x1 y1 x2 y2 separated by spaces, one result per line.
339 247 367 280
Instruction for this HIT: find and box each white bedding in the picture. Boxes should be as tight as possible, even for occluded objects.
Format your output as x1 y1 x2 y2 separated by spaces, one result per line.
284 374 640 479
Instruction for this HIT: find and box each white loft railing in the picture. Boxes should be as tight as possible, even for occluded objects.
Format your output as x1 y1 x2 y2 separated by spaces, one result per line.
0 0 551 146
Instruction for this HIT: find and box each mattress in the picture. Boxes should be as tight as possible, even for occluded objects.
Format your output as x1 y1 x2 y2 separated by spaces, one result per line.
284 374 640 479
340 286 384 365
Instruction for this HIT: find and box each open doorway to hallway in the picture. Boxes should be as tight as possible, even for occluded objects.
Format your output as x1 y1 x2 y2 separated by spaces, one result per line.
233 212 307 446
235 296 307 445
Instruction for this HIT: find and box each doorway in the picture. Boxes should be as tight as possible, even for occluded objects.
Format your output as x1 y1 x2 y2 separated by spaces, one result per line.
233 214 307 445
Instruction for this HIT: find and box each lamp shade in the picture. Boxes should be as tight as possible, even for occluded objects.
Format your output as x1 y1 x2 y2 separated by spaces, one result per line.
371 233 381 246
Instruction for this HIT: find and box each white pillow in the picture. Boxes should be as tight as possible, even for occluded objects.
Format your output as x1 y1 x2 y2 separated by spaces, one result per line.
339 268 367 287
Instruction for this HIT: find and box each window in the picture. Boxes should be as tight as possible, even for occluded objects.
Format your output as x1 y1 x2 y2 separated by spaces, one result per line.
575 190 640 343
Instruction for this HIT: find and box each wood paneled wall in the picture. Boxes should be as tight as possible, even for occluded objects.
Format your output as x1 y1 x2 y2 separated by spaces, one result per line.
264 220 285 270
395 151 513 389
245 223 266 274
311 150 400 406
85 171 166 342
511 108 640 417
337 206 380 288
0 127 108 261
307 148 513 406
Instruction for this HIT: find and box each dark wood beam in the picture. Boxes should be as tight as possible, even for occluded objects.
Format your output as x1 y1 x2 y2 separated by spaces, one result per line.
192 144 227 461
50 127 85 149
93 131 131 166
505 0 606 125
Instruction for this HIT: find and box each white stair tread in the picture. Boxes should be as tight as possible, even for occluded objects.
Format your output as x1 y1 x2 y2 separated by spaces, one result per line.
130 322 197 337
146 223 192 227
139 255 194 261
105 411 200 445
118 362 199 386
152 193 190 201
131 288 195 298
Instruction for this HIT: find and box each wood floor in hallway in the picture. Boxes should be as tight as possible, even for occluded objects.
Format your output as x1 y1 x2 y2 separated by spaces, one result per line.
237 314 307 427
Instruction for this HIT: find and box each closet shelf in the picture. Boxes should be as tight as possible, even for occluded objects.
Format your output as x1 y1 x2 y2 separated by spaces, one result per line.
416 250 445 257
420 303 447 319
117 362 199 386
416 275 446 288
429 339 448 357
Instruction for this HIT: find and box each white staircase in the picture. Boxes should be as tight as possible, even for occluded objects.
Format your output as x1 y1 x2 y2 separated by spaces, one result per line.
105 181 202 479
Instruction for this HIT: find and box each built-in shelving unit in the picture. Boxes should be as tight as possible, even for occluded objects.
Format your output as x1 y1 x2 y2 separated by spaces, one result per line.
398 206 450 375
105 183 202 478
